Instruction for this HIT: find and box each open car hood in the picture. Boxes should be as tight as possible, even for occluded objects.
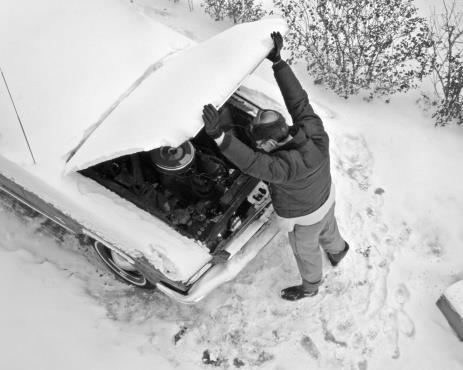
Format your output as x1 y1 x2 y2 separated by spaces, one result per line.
65 18 287 173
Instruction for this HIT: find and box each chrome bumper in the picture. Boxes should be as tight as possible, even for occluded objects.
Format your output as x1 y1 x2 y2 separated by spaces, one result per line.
156 215 279 304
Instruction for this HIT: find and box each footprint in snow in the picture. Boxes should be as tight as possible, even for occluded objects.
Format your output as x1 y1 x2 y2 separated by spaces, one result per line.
300 335 321 360
394 283 415 338
333 134 374 190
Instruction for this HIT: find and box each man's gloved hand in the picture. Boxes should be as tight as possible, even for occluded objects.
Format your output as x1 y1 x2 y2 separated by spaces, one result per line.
202 104 223 139
267 31 283 63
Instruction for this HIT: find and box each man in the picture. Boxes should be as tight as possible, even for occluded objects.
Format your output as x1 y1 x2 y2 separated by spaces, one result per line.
202 32 349 301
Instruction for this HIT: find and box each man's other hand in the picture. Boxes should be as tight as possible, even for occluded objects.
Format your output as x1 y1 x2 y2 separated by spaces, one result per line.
202 104 223 139
267 31 283 63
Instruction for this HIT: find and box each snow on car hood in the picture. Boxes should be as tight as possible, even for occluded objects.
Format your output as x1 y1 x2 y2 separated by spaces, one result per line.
64 18 288 173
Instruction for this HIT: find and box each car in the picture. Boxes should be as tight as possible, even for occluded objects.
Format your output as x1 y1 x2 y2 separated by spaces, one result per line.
0 0 288 303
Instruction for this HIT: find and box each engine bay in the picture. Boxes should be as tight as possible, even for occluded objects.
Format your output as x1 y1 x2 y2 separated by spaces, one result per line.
80 94 270 251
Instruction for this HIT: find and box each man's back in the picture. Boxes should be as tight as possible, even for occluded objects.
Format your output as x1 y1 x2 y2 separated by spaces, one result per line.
218 60 331 218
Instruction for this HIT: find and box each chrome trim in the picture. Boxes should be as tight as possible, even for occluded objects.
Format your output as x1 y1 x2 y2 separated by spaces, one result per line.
156 214 279 304
223 198 272 257
93 240 147 287
184 200 271 286
185 262 212 286
0 184 76 233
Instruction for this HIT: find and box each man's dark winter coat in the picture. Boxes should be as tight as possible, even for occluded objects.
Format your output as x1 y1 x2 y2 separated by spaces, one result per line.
218 61 332 218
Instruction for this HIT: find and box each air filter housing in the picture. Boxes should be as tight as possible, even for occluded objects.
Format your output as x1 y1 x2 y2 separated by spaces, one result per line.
150 141 195 174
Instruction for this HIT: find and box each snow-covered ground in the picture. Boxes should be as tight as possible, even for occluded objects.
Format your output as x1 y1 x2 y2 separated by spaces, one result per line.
1 1 463 369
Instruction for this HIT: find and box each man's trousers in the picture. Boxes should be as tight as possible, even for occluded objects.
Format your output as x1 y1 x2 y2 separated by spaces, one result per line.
287 204 345 292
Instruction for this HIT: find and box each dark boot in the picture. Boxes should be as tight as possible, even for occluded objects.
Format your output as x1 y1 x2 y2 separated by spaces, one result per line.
281 284 318 301
327 242 349 267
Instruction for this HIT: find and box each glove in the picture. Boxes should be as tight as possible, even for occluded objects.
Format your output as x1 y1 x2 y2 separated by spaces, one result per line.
202 104 223 139
266 31 283 63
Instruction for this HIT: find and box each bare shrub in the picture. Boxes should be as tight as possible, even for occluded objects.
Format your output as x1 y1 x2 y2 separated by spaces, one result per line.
427 0 463 126
202 0 266 23
274 0 433 99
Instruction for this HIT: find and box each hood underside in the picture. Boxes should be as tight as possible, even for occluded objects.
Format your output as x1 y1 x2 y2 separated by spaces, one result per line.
65 18 288 173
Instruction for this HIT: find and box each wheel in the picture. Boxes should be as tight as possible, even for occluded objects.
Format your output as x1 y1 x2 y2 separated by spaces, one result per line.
92 240 155 289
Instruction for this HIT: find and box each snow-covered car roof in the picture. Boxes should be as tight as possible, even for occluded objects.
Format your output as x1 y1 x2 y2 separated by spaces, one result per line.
0 0 192 164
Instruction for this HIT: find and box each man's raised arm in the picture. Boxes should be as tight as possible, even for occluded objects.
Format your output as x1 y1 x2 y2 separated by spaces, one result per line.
267 33 324 132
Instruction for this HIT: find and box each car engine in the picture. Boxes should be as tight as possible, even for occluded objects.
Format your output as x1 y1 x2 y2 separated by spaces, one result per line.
80 96 270 251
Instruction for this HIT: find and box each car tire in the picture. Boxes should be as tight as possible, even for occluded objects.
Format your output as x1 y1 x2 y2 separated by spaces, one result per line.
92 240 155 289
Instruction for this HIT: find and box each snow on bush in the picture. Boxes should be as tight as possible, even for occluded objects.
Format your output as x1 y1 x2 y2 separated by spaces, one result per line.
274 0 433 99
202 0 266 23
425 0 463 126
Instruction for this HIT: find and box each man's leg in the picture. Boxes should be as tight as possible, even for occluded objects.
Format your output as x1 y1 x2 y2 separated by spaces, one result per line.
319 204 349 266
290 223 324 288
282 223 323 300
